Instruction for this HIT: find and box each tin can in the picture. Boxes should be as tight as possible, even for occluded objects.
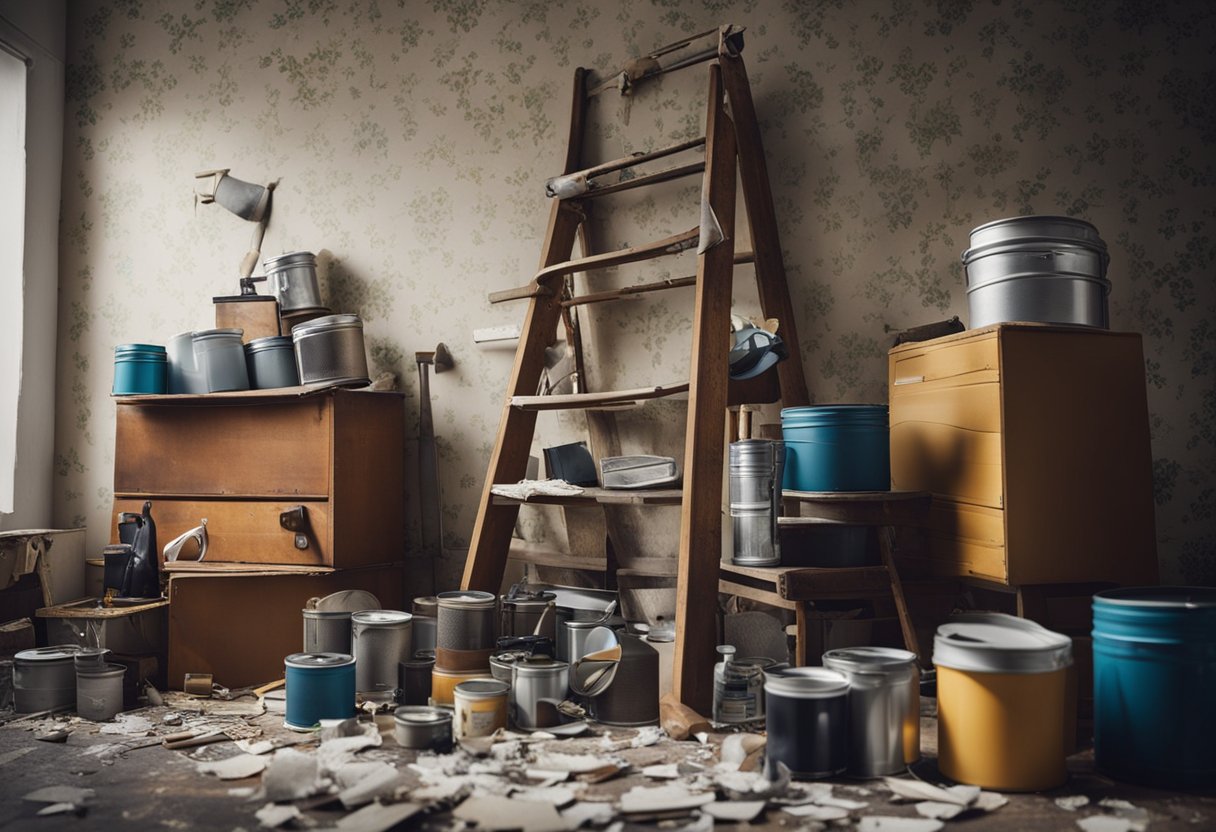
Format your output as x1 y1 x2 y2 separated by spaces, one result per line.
500 590 557 640
245 335 300 389
303 609 353 654
284 652 356 731
765 667 850 779
436 591 497 652
398 653 435 706
291 313 370 387
730 439 780 566
509 658 569 730
453 678 509 739
112 344 167 395
823 646 920 776
264 251 324 313
13 646 82 713
713 654 774 724
591 633 660 727
393 705 452 751
351 610 413 698
76 663 126 721
192 328 250 392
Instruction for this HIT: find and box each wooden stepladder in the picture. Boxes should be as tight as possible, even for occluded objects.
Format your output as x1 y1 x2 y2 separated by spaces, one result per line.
461 26 810 714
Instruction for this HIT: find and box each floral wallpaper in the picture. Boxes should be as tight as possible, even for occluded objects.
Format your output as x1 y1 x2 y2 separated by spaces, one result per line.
56 0 1215 586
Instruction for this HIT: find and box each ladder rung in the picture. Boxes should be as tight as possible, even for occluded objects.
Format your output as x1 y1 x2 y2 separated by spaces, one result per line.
511 382 689 411
535 227 700 284
574 162 705 201
487 283 554 305
562 250 756 308
546 137 705 198
585 26 744 98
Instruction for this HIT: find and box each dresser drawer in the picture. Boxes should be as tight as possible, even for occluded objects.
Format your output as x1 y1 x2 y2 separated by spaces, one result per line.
926 499 1007 582
114 399 332 497
113 497 332 567
890 418 1004 509
890 333 999 387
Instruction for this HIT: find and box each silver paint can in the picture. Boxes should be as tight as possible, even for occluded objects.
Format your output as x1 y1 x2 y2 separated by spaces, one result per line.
510 658 570 730
823 646 920 776
14 645 82 713
264 251 324 314
436 591 497 652
245 335 300 389
303 609 353 654
291 313 371 387
500 590 557 640
76 663 126 722
351 610 413 698
730 439 781 566
393 705 452 751
412 596 438 652
192 328 250 392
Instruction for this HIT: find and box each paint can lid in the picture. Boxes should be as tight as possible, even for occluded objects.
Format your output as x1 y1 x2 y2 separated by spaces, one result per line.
285 652 355 668
310 589 382 613
436 590 496 609
454 678 510 699
763 666 850 698
933 613 1072 674
509 658 569 677
15 645 83 663
1093 586 1216 609
823 646 918 675
351 609 413 627
394 705 451 726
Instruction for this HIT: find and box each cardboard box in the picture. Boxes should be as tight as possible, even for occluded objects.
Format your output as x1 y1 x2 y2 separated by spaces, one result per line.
167 564 406 688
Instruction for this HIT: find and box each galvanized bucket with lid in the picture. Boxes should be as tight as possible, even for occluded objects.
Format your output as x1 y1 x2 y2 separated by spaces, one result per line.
729 439 781 567
822 646 921 776
14 645 83 713
962 215 1111 329
264 251 324 313
764 666 850 779
393 705 452 750
351 610 413 698
934 613 1073 790
291 314 370 387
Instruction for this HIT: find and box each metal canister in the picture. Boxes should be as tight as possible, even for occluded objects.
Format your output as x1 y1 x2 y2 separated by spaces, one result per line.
284 652 356 731
303 609 353 654
510 658 570 730
823 647 921 776
562 619 603 664
394 705 452 751
453 678 510 739
264 251 324 313
351 610 413 698
591 634 660 727
291 313 370 387
14 646 82 713
500 590 557 640
398 652 435 706
245 335 300 389
437 591 497 652
192 328 250 392
413 596 438 652
76 663 126 721
765 667 850 779
167 331 205 394
730 439 780 566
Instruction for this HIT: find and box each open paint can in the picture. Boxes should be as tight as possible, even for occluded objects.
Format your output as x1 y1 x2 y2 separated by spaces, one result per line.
453 678 509 740
284 652 355 731
764 667 850 779
823 646 920 776
934 613 1072 790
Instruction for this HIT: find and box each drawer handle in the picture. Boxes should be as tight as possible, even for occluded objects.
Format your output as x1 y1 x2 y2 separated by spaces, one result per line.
280 506 311 550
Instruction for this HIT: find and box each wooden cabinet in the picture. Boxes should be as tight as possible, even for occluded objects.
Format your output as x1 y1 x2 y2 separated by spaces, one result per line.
111 388 405 569
888 324 1157 586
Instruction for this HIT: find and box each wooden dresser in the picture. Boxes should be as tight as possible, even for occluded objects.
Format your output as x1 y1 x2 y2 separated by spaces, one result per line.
888 323 1157 586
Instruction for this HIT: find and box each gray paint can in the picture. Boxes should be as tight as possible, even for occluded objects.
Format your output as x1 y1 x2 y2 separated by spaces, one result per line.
393 705 452 751
436 591 497 652
303 609 353 654
14 646 82 713
823 647 920 776
246 335 300 389
76 663 126 721
730 439 781 566
765 667 850 779
193 328 250 392
510 658 569 730
264 251 324 313
291 314 371 387
351 610 413 697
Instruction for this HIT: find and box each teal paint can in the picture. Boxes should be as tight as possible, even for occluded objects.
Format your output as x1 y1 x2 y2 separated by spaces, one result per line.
284 652 356 731
780 405 890 492
1092 587 1216 788
112 344 167 395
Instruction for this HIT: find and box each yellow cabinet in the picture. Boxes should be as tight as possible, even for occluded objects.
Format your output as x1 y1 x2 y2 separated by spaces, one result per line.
889 324 1157 585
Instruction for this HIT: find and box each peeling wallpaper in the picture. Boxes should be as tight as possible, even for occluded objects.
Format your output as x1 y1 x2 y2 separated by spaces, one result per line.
56 0 1215 586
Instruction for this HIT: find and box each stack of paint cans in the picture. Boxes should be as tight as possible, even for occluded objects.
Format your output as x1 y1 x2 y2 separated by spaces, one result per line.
433 590 497 706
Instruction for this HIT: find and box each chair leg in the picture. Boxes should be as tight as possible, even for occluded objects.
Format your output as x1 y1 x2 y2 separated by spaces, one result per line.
795 604 810 666
879 525 925 663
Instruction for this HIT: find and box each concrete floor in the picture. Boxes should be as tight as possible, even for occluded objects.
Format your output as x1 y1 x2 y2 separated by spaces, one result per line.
0 704 1212 831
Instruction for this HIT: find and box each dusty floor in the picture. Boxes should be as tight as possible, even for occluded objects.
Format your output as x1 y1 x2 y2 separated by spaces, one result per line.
0 699 1211 831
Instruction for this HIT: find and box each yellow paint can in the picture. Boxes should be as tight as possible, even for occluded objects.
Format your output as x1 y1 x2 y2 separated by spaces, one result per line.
934 613 1073 791
453 678 510 740
431 667 487 707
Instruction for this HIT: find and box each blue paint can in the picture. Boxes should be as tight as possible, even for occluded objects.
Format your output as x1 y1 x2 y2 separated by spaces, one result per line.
780 405 890 492
284 652 356 731
112 344 167 395
1092 587 1216 788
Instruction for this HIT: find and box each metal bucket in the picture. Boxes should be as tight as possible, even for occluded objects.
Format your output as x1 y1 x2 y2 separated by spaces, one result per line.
764 667 850 779
291 314 370 387
351 610 413 698
510 658 569 729
436 591 497 652
76 663 126 722
591 633 660 727
264 251 324 313
823 646 921 776
394 705 452 751
781 405 890 492
730 439 780 566
962 215 1110 329
1092 587 1216 789
303 609 353 654
193 328 250 392
500 590 557 640
14 646 82 713
245 335 300 389
284 652 356 731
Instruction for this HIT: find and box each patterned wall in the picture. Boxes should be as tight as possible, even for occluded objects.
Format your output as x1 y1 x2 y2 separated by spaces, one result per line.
56 0 1215 586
